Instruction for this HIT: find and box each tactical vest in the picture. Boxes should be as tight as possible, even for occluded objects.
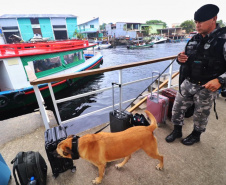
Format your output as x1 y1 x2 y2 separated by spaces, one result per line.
185 31 226 84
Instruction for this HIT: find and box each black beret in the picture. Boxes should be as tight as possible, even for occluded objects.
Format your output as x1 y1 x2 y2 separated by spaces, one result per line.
194 4 219 22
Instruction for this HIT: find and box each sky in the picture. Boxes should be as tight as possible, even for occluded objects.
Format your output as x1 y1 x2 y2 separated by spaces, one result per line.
1 0 225 27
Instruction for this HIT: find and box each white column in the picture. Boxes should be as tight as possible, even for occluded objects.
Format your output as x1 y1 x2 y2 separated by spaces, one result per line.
48 83 62 125
119 70 122 111
168 60 173 88
33 85 50 130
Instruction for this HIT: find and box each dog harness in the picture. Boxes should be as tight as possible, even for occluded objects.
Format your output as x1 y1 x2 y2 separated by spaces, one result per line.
71 136 80 160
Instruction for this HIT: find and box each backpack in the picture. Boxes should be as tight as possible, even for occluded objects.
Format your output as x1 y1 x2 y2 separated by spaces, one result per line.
131 113 150 126
11 151 47 185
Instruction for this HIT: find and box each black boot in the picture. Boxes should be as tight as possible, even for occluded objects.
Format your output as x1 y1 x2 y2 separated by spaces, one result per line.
165 125 182 143
182 129 201 146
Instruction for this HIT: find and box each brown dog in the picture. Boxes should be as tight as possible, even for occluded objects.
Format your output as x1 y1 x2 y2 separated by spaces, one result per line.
57 110 163 184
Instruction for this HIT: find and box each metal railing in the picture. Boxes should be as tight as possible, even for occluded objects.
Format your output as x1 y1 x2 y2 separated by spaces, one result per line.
25 55 178 130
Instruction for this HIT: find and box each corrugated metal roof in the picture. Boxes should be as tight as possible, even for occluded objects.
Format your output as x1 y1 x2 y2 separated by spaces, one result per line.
0 14 77 18
78 17 99 26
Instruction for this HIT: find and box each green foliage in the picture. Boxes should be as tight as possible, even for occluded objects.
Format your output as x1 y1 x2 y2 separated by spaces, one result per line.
217 20 226 27
146 20 167 28
143 27 150 36
73 30 84 39
180 20 195 33
100 23 106 30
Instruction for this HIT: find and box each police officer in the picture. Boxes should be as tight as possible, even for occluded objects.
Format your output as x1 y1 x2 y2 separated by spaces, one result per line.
165 4 226 145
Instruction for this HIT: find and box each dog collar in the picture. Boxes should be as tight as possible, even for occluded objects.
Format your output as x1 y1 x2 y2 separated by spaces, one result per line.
71 136 80 160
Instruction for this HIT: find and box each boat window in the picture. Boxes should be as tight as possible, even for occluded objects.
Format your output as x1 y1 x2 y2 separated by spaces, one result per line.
63 52 83 65
33 56 61 73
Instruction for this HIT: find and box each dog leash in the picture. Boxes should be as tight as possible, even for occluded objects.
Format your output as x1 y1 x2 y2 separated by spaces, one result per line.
124 57 177 111
94 123 110 134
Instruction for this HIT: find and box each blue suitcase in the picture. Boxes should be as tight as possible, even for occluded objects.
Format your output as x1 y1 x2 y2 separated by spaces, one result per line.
0 153 11 185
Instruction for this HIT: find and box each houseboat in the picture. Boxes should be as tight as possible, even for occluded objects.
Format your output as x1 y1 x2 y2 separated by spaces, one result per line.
0 39 103 112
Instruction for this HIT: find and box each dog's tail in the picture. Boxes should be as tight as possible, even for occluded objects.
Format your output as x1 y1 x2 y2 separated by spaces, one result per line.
145 110 158 131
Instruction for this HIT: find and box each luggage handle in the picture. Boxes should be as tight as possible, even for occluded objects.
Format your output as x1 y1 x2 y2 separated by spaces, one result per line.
112 82 122 115
150 71 160 102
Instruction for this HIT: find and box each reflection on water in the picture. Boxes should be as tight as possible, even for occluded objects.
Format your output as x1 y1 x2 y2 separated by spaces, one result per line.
56 74 104 121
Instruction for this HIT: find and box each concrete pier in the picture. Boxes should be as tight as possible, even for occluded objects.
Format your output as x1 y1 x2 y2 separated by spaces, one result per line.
1 96 226 185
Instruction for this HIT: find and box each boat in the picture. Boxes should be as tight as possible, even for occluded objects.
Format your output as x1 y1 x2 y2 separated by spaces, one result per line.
150 36 167 44
186 31 198 41
0 39 103 112
127 42 154 49
29 34 50 42
97 43 112 49
87 40 111 50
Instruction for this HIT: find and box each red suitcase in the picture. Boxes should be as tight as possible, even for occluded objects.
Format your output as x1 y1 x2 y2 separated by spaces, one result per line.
161 88 177 118
146 72 169 125
147 93 169 124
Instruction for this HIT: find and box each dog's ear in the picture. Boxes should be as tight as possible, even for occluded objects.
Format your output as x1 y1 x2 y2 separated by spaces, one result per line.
67 135 74 138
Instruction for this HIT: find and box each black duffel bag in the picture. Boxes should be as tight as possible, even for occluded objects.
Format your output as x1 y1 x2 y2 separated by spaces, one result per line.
11 151 47 185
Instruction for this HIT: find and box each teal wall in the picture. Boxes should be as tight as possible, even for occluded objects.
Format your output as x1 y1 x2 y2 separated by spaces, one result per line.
17 19 33 41
66 18 77 39
39 18 54 40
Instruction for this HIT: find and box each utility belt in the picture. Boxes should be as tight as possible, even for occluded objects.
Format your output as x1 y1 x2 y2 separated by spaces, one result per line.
186 77 208 85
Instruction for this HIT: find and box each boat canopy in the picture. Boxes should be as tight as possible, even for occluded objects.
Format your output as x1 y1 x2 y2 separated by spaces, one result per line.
0 39 96 59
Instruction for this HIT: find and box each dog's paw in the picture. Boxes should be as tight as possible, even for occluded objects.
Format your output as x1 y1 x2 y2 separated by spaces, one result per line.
156 164 163 170
115 164 122 169
92 177 102 184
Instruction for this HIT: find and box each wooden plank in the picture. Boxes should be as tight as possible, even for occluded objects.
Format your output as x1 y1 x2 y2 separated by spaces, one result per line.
30 56 177 85
25 65 37 82
128 71 179 113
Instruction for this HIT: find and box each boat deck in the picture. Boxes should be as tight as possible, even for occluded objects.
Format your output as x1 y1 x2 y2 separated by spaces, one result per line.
1 94 226 185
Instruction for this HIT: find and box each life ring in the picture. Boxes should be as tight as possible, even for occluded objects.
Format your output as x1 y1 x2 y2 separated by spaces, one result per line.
66 79 73 87
13 91 25 104
0 95 9 108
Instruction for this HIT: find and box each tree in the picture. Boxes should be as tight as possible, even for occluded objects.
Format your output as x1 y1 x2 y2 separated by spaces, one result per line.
100 23 106 31
146 20 167 28
73 30 84 39
217 20 226 27
142 26 150 36
180 20 195 33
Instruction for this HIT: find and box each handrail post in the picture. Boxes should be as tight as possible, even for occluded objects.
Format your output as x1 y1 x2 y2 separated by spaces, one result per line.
33 85 50 130
119 69 122 111
168 59 173 88
48 83 62 125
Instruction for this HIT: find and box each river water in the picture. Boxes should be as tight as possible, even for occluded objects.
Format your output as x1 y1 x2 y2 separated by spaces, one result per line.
56 42 187 135
1 42 187 133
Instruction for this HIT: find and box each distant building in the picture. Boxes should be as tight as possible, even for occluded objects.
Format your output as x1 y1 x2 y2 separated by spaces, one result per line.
171 23 181 28
77 17 100 39
157 27 184 38
0 14 77 43
106 22 164 39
